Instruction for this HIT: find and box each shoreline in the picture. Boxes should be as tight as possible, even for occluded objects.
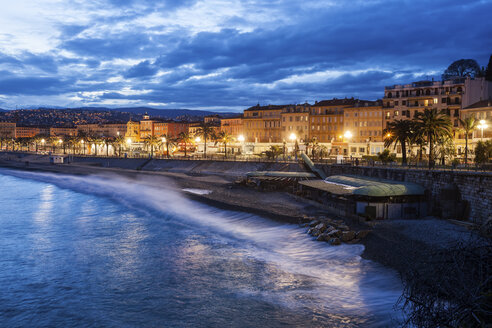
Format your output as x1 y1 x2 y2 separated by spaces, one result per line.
0 155 481 278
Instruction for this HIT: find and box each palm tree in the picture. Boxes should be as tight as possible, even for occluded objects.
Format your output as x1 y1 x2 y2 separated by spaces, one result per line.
409 121 427 165
178 132 193 157
458 116 477 165
196 123 216 158
383 119 413 165
102 137 113 157
112 135 125 157
414 109 452 169
144 135 160 158
91 136 103 156
216 131 234 158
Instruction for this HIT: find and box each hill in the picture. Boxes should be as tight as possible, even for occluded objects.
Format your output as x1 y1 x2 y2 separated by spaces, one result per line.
0 107 237 126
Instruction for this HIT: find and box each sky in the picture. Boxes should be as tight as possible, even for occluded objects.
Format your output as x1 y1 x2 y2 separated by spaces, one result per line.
0 0 491 112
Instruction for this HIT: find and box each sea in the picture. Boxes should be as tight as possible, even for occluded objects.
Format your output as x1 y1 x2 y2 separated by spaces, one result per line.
0 168 404 327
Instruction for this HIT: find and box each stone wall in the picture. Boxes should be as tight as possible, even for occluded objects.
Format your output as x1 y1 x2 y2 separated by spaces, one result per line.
316 164 492 224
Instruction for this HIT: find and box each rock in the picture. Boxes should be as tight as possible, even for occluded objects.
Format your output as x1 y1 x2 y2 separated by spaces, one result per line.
326 230 341 238
307 227 314 235
312 229 321 237
308 220 319 227
347 238 360 244
341 231 356 242
316 234 326 241
325 225 336 233
329 238 341 246
315 223 327 233
356 230 371 239
338 225 350 231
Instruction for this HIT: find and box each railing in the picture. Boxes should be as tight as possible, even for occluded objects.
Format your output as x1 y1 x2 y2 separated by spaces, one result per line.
2 149 492 172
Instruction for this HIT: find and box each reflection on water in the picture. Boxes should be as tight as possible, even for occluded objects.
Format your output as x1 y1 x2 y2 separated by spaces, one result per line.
0 169 404 327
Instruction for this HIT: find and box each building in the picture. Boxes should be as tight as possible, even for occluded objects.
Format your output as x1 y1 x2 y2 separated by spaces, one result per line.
462 77 492 108
299 175 427 220
281 104 310 142
125 120 140 142
77 123 127 138
308 99 357 145
220 116 243 139
139 113 153 139
50 127 77 137
460 99 492 140
243 104 284 143
383 79 464 130
0 122 16 138
343 101 385 157
204 115 221 125
15 126 41 138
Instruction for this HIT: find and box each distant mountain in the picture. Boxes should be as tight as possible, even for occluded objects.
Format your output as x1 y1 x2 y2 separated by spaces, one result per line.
39 106 237 119
0 106 238 127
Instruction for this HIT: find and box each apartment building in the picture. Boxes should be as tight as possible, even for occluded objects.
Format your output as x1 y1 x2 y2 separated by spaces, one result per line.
243 104 284 143
77 123 127 138
16 126 41 138
281 104 310 142
460 99 492 140
50 127 77 137
0 122 16 138
308 99 357 144
383 79 464 129
220 116 243 139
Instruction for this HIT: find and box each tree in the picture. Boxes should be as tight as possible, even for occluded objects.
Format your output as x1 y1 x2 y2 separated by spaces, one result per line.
195 123 216 158
112 135 125 157
265 145 283 160
377 149 396 164
178 132 193 157
442 59 481 80
383 120 413 165
436 134 455 166
409 121 427 164
144 135 160 158
485 54 492 82
414 109 452 169
474 140 492 165
216 131 234 158
458 116 478 165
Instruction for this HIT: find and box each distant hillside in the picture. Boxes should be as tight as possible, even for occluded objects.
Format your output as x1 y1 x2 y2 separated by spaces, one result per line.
0 107 236 127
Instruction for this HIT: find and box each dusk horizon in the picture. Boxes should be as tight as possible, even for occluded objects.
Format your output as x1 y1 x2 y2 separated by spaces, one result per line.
1 0 491 111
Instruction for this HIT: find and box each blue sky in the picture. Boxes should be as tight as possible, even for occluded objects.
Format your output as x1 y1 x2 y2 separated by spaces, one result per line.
0 0 491 112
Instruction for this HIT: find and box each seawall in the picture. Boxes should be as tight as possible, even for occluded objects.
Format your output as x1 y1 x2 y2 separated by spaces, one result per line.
317 164 492 224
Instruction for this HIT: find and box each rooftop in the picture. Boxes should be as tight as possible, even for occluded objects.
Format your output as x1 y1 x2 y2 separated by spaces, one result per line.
463 99 492 110
299 174 426 197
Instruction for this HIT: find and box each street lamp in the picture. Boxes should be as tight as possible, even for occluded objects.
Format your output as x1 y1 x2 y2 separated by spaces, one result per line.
195 136 201 142
81 139 85 155
478 119 488 140
344 131 353 140
238 135 245 142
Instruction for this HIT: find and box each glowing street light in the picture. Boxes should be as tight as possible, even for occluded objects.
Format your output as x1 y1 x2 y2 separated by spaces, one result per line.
238 135 245 142
386 133 391 138
126 138 132 145
58 139 63 144
195 136 201 143
81 139 85 155
478 119 488 140
344 131 353 140
289 133 296 141
161 137 166 143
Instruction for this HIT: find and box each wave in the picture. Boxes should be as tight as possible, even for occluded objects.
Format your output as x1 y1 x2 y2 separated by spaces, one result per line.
0 168 404 326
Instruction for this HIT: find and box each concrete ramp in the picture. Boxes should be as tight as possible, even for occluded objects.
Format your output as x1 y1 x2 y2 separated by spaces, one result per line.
301 153 326 179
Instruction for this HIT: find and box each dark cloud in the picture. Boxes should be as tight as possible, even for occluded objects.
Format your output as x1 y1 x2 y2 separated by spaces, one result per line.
2 0 491 110
124 60 158 78
0 76 71 95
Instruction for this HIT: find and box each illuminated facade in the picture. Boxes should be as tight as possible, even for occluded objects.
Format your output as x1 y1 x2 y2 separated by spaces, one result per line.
243 104 284 143
0 122 16 138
